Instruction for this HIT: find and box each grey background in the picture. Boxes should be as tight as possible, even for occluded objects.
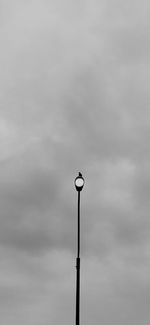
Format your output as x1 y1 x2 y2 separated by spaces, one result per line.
0 0 150 324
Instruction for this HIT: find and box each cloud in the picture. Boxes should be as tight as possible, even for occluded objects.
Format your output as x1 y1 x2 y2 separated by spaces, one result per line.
0 0 150 324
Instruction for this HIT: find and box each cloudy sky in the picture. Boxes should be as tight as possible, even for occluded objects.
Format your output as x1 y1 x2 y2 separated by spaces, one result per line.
0 0 150 324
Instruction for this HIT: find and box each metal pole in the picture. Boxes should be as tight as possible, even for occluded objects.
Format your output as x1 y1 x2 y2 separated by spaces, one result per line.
76 190 80 325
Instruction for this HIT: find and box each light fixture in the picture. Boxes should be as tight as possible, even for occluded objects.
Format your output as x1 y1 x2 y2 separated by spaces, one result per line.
74 172 85 191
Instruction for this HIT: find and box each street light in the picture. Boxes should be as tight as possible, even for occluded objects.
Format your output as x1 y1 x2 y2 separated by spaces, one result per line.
74 172 85 325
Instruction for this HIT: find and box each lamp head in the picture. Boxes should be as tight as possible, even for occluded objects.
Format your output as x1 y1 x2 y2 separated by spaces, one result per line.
74 172 85 191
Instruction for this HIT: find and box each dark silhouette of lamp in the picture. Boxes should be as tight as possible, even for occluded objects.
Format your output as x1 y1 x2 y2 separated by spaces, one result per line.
74 172 85 325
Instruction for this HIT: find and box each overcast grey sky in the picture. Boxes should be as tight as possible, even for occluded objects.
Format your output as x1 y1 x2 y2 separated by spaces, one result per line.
0 0 150 324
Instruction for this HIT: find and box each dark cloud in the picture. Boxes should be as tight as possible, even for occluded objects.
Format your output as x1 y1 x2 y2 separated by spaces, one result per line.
0 0 150 324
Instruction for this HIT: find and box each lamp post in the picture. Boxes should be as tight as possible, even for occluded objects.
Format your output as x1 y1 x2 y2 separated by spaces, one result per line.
74 172 85 325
